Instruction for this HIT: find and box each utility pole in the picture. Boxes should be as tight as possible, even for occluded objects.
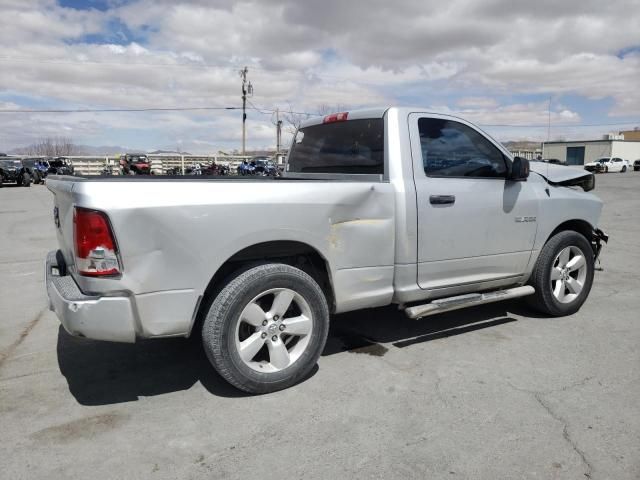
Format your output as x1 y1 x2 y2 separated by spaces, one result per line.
239 66 253 155
276 107 282 154
547 96 552 141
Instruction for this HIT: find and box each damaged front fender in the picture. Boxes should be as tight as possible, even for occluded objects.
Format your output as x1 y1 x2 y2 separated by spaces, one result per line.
530 162 596 192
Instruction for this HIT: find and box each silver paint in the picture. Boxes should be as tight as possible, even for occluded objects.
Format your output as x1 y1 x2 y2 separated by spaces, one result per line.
45 107 604 342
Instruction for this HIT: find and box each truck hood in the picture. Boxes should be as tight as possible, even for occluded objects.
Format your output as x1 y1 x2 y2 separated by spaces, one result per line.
529 162 595 192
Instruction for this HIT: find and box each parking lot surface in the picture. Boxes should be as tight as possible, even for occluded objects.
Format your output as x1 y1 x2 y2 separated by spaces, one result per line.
1 174 639 479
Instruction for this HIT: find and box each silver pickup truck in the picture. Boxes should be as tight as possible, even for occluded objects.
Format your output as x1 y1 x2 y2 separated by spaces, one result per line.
45 107 607 393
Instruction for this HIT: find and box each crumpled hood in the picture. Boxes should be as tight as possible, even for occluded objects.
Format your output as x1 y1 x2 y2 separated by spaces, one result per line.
529 162 595 191
530 162 589 182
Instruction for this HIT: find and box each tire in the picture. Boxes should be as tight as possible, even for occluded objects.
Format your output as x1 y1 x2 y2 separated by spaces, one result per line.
32 171 41 184
21 173 31 187
605 166 608 173
202 263 329 394
621 166 627 173
527 231 595 316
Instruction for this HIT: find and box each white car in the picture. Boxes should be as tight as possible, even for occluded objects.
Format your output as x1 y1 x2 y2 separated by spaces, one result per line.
584 157 629 173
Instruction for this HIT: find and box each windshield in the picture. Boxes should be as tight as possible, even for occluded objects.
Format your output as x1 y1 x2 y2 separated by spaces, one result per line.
287 118 384 174
0 159 21 168
597 158 609 163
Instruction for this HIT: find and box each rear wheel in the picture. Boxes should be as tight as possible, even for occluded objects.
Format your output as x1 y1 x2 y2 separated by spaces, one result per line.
21 173 31 187
202 263 329 394
621 166 627 173
527 231 594 316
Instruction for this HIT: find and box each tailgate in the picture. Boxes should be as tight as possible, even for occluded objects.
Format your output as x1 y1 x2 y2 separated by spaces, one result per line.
46 177 77 270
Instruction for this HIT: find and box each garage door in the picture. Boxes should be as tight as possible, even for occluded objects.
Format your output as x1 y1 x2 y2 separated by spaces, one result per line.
566 146 585 165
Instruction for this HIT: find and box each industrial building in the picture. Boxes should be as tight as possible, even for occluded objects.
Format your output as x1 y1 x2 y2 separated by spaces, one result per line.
543 132 640 165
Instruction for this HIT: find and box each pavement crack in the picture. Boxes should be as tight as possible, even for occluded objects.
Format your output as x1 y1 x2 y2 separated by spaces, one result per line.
434 375 449 405
507 380 595 478
0 307 47 368
533 392 594 479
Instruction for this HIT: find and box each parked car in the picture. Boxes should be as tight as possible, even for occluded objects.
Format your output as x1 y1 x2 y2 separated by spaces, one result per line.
120 153 151 175
48 157 75 176
201 162 230 176
253 157 279 176
0 158 32 187
21 157 50 184
45 107 608 394
584 157 629 173
633 159 640 171
237 160 256 175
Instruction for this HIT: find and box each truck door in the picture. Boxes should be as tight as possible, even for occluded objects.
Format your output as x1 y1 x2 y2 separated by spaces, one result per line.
408 113 538 291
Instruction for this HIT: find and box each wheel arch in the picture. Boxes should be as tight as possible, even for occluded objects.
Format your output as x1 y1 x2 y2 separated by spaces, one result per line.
546 219 594 246
190 240 335 337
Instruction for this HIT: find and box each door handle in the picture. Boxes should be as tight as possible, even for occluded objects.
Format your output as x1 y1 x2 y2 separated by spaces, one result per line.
429 195 456 205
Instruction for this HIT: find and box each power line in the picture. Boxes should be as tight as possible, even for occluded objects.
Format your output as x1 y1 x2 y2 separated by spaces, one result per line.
0 103 317 116
0 105 637 129
0 106 240 113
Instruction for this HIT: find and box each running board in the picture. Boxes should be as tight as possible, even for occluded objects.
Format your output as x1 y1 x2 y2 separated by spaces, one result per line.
404 286 535 319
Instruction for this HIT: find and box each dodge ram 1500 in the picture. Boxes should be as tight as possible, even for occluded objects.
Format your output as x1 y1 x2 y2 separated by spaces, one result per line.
45 107 607 393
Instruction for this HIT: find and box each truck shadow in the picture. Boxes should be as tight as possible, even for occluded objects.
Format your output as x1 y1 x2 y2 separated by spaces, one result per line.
56 327 250 405
323 299 533 356
57 300 536 405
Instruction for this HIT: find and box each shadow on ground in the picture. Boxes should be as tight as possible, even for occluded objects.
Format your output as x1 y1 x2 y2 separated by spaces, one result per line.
57 299 533 405
323 298 537 354
56 328 249 405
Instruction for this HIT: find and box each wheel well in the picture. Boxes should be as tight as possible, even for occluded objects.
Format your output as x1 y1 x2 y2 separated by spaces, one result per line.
191 241 334 336
547 219 595 251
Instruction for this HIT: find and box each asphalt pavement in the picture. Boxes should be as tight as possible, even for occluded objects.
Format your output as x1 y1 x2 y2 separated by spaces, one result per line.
0 173 638 479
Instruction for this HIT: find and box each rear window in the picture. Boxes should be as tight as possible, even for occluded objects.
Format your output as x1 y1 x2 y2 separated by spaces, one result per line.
287 119 384 174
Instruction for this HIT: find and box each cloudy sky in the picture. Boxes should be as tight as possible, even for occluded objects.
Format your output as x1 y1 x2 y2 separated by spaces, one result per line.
1 0 639 153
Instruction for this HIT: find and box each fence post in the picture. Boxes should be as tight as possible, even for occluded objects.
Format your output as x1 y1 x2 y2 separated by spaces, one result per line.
181 155 185 175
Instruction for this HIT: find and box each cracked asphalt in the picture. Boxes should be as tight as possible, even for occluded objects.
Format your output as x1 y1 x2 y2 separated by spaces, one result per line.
1 174 639 479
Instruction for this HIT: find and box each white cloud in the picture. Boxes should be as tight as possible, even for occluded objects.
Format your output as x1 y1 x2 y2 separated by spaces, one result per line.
0 0 639 151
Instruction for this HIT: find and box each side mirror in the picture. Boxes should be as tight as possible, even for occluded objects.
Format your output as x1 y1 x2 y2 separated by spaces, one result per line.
510 156 530 181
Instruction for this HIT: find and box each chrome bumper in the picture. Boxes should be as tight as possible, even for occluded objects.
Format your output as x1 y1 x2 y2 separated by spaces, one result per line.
45 250 136 343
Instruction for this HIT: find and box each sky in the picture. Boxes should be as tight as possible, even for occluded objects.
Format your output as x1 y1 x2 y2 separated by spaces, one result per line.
1 0 639 153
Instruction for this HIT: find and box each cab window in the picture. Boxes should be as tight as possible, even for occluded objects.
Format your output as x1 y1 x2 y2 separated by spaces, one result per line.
418 118 507 178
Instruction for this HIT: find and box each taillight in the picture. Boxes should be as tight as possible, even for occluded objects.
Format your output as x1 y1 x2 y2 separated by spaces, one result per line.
74 207 121 277
323 112 349 124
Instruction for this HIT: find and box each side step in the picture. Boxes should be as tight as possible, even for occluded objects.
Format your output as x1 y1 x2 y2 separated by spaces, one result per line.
404 286 535 319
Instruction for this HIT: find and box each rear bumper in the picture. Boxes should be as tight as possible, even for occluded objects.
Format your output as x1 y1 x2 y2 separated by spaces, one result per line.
45 251 136 343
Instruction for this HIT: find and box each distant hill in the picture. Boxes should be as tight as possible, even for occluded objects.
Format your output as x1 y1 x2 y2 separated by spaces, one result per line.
502 140 541 150
148 150 193 155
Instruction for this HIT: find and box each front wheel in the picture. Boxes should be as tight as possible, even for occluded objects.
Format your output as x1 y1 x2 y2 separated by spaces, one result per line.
202 263 329 394
527 231 595 316
21 173 31 187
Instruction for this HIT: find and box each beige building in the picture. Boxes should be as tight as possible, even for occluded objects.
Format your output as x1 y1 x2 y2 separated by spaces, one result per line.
619 128 640 141
542 139 640 165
